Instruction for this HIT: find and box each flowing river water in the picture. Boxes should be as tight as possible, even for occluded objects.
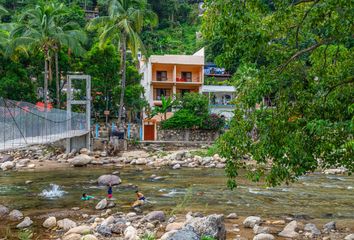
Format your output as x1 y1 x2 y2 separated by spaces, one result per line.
0 166 353 237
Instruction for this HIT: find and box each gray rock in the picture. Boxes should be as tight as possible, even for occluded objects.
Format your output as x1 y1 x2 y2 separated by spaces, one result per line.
97 224 112 237
0 204 9 218
107 201 116 208
97 175 121 186
57 218 77 231
243 216 261 228
344 234 354 240
43 216 56 228
226 213 238 219
71 154 92 167
253 225 270 234
95 199 108 210
166 226 199 240
64 225 92 235
101 216 115 226
8 209 23 221
186 214 226 240
63 233 81 240
16 217 33 228
0 154 13 163
172 164 181 169
304 223 321 236
253 233 275 240
111 222 127 234
323 221 336 232
278 220 299 238
146 210 165 222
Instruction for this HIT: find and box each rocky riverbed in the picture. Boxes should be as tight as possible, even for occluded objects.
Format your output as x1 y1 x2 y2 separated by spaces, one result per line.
0 146 349 175
0 146 353 239
1 202 354 240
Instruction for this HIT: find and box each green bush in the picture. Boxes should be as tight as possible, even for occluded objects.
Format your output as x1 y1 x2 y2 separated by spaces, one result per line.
178 92 209 116
161 109 202 129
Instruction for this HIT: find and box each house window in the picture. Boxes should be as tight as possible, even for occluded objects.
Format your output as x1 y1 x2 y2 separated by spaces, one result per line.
155 88 171 100
156 71 167 81
181 72 192 82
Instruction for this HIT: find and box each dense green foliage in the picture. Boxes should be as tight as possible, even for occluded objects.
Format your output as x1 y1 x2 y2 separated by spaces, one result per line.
0 0 199 116
203 0 354 188
162 93 225 130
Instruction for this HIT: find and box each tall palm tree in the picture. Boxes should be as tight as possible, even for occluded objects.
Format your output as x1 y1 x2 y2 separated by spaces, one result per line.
11 2 87 108
88 0 157 125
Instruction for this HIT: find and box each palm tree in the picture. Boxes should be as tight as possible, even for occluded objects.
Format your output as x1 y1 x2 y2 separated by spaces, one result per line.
11 2 87 108
88 0 157 125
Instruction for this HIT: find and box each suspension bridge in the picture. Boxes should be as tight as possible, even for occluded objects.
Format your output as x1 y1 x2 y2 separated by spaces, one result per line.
0 98 90 152
0 75 92 153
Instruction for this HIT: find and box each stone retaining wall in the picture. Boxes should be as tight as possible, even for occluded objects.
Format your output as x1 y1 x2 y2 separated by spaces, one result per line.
157 127 220 142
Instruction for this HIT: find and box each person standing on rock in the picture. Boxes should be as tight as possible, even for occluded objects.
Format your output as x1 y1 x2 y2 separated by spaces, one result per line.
107 183 113 199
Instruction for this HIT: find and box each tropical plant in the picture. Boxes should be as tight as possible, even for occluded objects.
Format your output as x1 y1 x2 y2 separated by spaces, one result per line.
178 92 209 116
202 113 225 131
88 0 157 125
11 2 87 107
151 95 174 120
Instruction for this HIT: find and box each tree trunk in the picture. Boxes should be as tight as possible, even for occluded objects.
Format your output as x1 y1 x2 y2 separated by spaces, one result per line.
117 33 127 126
55 51 60 108
44 56 48 109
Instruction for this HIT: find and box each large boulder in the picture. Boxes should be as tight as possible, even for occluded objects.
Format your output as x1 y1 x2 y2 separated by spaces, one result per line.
124 226 138 240
145 211 166 222
8 209 23 221
95 198 108 210
43 216 57 228
97 175 121 186
186 214 226 240
278 220 299 238
0 205 9 218
16 217 33 228
166 226 199 240
71 154 92 167
243 216 262 228
253 233 275 240
57 218 77 231
1 161 15 171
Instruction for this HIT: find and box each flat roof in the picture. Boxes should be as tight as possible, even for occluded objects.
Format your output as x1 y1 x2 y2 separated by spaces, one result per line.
202 85 236 93
149 48 204 65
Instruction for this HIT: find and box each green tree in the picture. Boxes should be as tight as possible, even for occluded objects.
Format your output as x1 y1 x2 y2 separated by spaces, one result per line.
151 96 174 120
88 0 157 125
11 1 86 107
203 0 353 188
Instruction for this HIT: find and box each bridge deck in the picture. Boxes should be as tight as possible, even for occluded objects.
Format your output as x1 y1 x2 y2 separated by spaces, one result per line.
0 130 89 152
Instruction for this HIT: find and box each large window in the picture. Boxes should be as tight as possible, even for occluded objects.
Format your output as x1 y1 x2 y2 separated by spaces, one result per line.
181 72 192 82
155 88 171 100
156 71 167 81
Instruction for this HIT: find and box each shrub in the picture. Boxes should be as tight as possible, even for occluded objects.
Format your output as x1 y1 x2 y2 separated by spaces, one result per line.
201 114 225 130
161 109 202 129
178 92 209 116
